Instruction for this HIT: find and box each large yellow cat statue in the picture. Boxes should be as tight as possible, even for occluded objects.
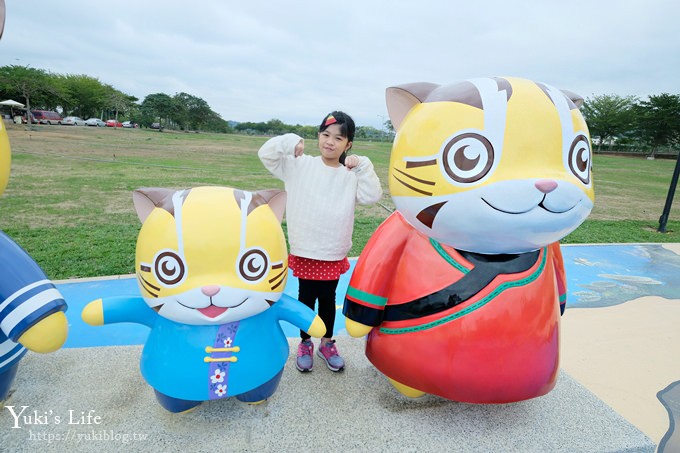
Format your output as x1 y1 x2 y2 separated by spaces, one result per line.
343 77 594 403
0 113 68 401
83 186 325 413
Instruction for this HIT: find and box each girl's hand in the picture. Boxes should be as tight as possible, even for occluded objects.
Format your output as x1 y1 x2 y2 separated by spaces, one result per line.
294 139 304 157
344 154 360 169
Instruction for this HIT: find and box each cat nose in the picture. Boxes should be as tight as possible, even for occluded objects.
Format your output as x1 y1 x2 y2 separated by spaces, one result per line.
535 179 558 194
201 285 220 297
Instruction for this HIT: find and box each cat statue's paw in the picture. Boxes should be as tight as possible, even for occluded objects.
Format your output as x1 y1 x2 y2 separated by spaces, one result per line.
81 299 104 326
345 318 373 337
18 311 68 353
306 316 326 338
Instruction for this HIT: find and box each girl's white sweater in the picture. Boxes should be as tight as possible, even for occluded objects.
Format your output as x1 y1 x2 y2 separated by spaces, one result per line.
258 133 382 261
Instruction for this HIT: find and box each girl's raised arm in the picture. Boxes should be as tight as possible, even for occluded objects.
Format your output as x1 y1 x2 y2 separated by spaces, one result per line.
258 133 302 180
353 156 383 205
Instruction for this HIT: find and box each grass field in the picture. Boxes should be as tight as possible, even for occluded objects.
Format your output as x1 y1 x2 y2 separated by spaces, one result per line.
1 123 678 280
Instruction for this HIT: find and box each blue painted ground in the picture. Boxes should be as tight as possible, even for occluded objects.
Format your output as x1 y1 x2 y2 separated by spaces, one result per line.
57 244 679 349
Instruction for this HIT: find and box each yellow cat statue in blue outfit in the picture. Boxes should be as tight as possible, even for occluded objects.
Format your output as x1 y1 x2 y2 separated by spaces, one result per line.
0 103 69 401
82 186 325 413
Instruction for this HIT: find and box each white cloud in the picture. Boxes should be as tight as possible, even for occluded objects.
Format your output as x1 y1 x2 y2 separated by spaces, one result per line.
3 0 679 129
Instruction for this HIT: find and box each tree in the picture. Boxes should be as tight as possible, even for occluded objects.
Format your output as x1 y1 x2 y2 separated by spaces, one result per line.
264 119 287 135
290 125 317 138
203 115 232 133
634 93 680 157
355 125 389 141
172 92 214 131
383 119 394 134
141 93 175 127
102 84 136 125
581 94 637 151
235 121 267 134
0 65 54 123
58 74 108 119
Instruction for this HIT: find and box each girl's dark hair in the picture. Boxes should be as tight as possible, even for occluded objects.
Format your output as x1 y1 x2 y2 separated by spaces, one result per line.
319 111 355 164
319 111 355 143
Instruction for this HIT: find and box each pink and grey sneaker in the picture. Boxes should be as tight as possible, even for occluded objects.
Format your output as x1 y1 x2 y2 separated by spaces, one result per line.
296 339 314 372
317 339 345 372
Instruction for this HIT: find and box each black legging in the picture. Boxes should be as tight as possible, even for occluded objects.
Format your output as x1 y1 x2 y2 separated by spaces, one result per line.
298 278 339 340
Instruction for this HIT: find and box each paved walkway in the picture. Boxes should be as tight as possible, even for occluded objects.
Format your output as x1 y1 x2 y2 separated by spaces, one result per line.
559 243 680 452
1 243 678 452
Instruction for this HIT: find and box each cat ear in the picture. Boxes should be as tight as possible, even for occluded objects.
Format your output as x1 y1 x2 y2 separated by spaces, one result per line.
386 82 440 131
254 189 287 223
133 188 177 223
561 89 584 109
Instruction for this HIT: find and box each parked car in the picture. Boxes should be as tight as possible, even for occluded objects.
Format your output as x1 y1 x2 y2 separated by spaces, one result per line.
105 119 123 128
122 121 138 128
85 118 106 127
29 110 63 125
150 122 161 130
62 116 87 126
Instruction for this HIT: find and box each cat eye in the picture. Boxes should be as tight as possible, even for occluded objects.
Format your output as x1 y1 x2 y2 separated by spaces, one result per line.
238 248 269 283
441 132 494 184
568 134 591 184
153 250 186 287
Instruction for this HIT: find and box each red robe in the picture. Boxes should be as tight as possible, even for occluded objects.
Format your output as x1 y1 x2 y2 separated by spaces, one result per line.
343 211 566 403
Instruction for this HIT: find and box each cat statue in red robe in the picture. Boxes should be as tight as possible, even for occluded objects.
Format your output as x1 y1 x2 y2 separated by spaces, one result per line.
343 77 594 403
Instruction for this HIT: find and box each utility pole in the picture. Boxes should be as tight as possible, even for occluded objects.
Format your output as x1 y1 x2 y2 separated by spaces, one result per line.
658 153 680 233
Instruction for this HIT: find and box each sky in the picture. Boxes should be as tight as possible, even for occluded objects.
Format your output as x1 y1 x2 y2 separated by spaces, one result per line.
2 1 679 129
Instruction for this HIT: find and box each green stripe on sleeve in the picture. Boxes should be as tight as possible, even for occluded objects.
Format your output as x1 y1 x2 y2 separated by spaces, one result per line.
346 286 388 308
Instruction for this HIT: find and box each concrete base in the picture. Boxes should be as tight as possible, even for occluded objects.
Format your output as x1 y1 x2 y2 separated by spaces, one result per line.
1 338 655 452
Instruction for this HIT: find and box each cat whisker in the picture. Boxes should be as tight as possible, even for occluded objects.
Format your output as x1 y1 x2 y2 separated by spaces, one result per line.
394 167 436 186
393 177 433 196
269 266 288 290
392 168 436 196
268 268 287 284
137 272 159 297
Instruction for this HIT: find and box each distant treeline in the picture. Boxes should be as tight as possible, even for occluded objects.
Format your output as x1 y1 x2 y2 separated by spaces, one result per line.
3 64 678 151
231 118 393 141
0 64 393 139
581 93 680 158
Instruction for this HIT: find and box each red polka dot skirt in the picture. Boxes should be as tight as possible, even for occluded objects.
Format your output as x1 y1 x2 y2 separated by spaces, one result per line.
289 255 350 281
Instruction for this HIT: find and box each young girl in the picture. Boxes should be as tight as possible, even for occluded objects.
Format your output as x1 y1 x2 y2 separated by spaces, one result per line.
258 111 382 372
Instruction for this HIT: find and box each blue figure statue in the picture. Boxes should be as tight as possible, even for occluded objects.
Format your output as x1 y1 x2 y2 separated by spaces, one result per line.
0 109 69 401
82 187 324 412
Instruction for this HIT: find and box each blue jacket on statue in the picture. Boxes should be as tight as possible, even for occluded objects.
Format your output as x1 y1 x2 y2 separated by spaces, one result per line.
0 231 68 399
